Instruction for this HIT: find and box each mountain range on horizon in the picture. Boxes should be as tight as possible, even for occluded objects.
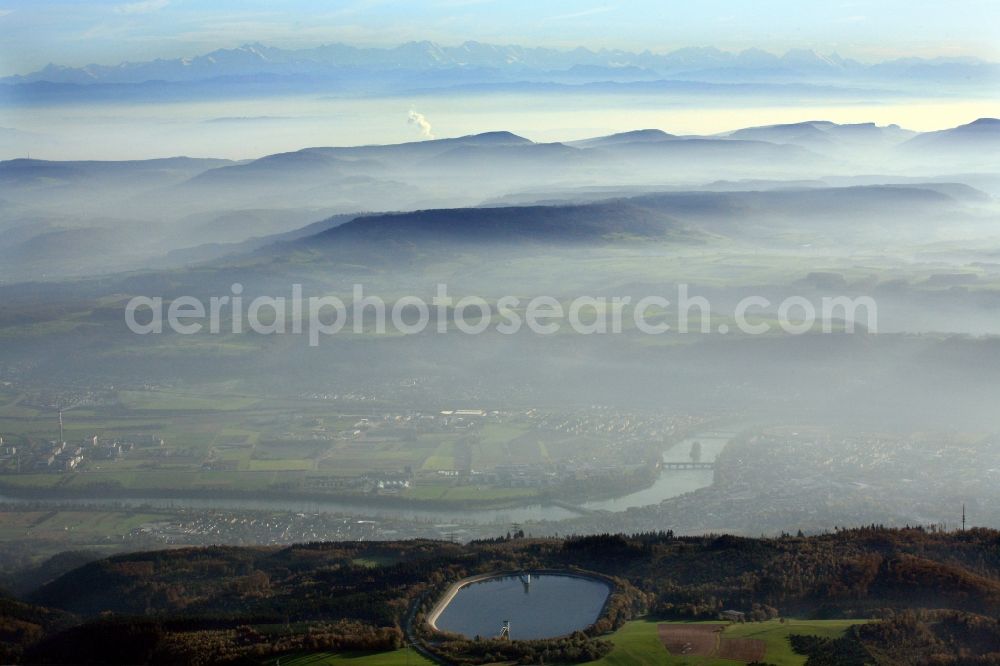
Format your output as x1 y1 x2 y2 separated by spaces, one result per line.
4 40 998 89
5 118 995 168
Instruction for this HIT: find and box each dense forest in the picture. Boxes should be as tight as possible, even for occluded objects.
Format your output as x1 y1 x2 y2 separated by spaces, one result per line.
0 527 999 663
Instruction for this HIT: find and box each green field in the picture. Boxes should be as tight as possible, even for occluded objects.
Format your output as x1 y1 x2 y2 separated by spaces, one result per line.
0 508 170 562
276 619 859 666
420 440 457 471
247 459 316 472
0 509 161 541
118 390 260 411
592 618 671 666
0 382 645 508
594 618 861 666
266 647 433 666
403 483 539 502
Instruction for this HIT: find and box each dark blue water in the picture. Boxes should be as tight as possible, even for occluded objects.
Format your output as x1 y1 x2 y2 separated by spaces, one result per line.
433 574 610 640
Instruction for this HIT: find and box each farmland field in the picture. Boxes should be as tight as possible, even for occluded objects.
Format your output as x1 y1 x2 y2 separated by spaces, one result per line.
0 509 159 541
265 647 433 666
0 383 680 511
593 618 861 666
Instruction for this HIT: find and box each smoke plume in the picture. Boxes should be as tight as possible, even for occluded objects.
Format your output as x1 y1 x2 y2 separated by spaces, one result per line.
408 109 434 139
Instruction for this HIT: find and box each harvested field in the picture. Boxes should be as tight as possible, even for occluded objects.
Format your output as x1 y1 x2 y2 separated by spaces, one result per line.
657 623 721 657
717 636 767 661
657 623 767 661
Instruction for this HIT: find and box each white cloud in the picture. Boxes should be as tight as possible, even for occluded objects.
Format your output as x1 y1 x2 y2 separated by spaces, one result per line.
115 0 170 15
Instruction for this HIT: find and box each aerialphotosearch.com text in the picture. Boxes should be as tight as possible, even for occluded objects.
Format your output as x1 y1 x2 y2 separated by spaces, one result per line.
125 283 878 346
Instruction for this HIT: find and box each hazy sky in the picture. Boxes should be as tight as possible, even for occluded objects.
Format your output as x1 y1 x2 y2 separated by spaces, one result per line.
1 0 999 76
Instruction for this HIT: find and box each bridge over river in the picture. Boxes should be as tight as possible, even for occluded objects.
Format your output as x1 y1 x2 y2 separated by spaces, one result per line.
662 462 715 470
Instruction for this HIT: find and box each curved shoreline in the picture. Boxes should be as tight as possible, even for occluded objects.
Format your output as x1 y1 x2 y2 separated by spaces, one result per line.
0 483 555 510
0 479 655 513
0 489 591 524
425 569 615 637
0 429 737 523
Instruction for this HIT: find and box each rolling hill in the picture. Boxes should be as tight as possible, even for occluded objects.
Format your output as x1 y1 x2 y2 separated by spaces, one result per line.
901 117 1000 152
5 530 1000 664
0 120 994 282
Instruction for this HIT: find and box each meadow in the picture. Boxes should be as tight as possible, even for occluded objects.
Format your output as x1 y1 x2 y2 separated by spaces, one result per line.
592 618 860 666
272 618 860 666
267 647 433 666
0 385 607 507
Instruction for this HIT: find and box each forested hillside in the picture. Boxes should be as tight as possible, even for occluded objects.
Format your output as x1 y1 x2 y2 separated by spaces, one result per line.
0 528 999 663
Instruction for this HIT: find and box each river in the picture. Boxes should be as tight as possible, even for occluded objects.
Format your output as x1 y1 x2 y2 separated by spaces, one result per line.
0 429 738 524
580 431 733 512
